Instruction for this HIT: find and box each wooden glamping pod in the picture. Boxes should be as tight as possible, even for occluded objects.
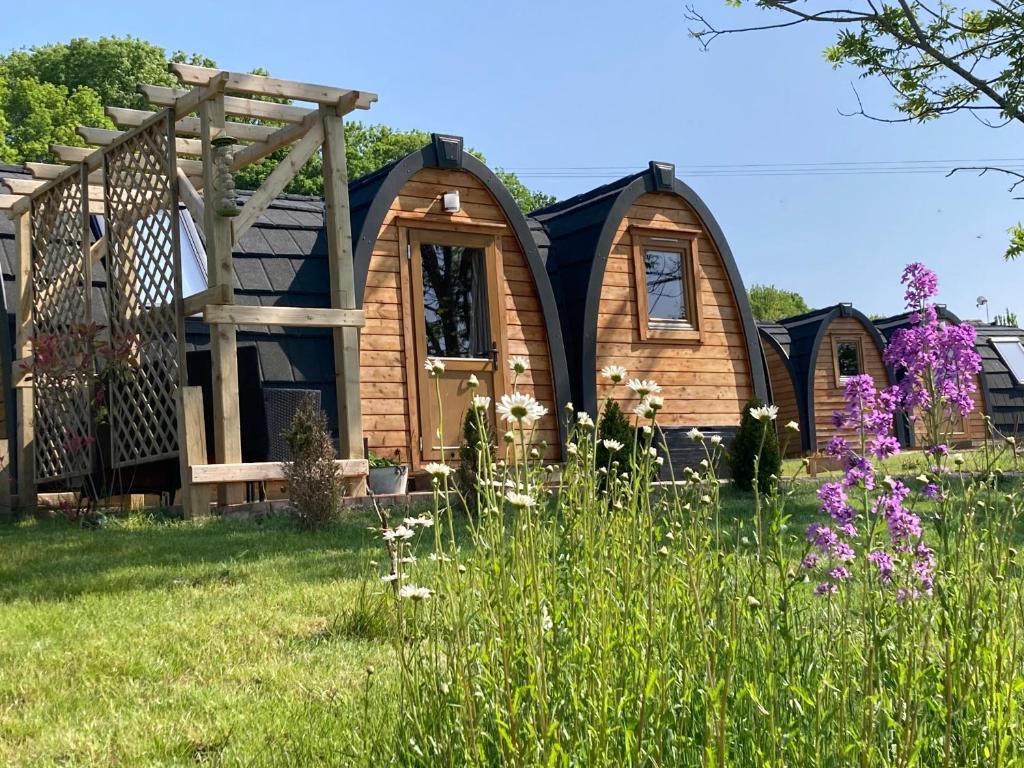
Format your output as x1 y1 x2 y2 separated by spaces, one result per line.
530 161 767 467
875 308 990 447
757 322 803 457
759 304 898 453
348 134 569 466
973 323 1024 438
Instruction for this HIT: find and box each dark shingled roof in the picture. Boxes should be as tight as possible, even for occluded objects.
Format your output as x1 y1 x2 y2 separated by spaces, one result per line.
529 162 767 418
972 324 1024 435
757 321 791 356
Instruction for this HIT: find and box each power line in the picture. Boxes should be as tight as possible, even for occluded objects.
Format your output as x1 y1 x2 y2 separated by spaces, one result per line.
501 157 1024 180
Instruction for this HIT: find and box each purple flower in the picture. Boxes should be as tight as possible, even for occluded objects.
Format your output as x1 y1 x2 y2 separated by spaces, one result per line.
825 435 849 457
922 483 942 500
802 553 819 570
869 435 901 460
829 566 851 581
868 550 894 584
928 444 949 457
900 262 939 307
814 582 839 597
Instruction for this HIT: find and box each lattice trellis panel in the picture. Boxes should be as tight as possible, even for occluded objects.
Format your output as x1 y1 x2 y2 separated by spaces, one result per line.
104 112 184 468
31 170 94 483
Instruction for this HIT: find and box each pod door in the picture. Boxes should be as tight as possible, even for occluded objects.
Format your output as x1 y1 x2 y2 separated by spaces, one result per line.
407 226 506 462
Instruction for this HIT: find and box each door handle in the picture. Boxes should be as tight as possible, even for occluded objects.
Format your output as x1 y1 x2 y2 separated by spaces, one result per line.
490 342 499 367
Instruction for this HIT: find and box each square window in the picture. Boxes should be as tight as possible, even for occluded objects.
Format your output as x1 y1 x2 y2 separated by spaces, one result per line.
644 249 688 324
835 340 861 380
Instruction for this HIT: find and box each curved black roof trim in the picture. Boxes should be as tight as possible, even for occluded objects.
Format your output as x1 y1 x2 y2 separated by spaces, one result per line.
348 135 572 447
531 163 768 417
782 304 901 449
758 327 809 451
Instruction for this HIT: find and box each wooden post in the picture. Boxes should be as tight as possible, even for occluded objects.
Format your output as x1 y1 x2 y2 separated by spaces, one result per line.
200 95 243 505
178 386 210 517
320 107 365 495
14 212 35 510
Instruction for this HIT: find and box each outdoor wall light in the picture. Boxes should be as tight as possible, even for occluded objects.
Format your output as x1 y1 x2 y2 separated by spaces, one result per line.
442 190 461 213
211 135 240 218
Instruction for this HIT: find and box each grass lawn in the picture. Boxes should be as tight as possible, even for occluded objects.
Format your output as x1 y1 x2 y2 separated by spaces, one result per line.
0 511 402 767
781 443 1024 479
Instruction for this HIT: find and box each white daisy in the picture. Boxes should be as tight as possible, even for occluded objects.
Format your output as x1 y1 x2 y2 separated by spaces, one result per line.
645 394 664 411
508 356 529 374
496 392 548 425
403 515 434 529
380 573 401 583
467 373 479 389
687 427 705 441
399 584 433 601
626 379 661 398
785 421 800 432
602 438 624 451
749 404 779 422
423 462 452 479
382 525 415 541
471 395 491 411
710 434 723 446
601 364 627 383
505 491 536 508
424 358 445 376
566 442 579 456
634 400 657 420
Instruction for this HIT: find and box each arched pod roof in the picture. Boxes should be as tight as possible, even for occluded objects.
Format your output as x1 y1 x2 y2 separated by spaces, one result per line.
778 303 900 449
529 161 767 416
346 134 573 441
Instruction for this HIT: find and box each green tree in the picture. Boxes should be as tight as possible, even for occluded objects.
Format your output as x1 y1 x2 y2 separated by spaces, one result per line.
0 36 553 212
747 283 811 321
688 0 1024 258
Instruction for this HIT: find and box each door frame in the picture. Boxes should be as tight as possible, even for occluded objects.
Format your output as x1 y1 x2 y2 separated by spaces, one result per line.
397 217 509 468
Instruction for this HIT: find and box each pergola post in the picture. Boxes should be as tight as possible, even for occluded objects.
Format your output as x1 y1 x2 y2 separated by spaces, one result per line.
200 95 244 505
14 211 35 510
320 106 365 494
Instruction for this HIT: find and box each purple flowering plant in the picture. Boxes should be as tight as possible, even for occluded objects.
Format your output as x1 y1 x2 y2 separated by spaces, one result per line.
803 263 979 601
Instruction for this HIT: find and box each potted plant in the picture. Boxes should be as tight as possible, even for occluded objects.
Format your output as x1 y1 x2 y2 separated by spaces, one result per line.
367 451 409 495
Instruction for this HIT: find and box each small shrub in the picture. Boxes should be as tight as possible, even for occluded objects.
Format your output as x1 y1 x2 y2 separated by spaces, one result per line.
596 400 635 474
456 405 494 515
729 397 781 493
282 394 342 530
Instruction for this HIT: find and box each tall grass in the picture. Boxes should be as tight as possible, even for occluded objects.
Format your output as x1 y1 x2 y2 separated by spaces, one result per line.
364 378 1024 766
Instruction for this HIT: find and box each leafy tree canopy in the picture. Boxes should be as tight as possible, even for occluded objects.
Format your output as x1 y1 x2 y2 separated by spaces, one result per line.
0 36 553 212
747 283 812 321
688 0 1024 258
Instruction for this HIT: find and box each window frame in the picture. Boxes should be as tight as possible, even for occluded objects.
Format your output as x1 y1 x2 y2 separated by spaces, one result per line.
832 337 864 386
991 337 1024 387
629 225 703 344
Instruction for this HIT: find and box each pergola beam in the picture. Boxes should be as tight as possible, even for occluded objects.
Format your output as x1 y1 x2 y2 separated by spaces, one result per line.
139 85 315 124
230 109 319 172
106 106 280 143
169 63 378 112
77 126 206 157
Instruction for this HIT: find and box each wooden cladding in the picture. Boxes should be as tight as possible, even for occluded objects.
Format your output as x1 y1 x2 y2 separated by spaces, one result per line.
596 192 755 428
360 168 560 467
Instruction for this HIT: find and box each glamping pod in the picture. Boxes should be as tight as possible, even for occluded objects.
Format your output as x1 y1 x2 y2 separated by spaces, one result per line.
530 161 767 467
757 322 804 456
190 135 570 469
348 134 569 466
875 308 991 447
770 304 897 453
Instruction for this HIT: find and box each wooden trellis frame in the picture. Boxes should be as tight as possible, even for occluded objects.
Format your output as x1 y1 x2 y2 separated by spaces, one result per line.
1 64 377 515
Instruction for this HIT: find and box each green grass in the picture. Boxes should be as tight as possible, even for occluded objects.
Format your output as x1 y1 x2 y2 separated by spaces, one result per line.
0 511 398 767
782 443 1024 479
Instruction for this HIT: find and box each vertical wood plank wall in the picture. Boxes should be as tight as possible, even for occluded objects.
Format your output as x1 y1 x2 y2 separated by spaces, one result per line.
761 342 802 456
594 192 755 425
811 317 888 449
359 167 560 465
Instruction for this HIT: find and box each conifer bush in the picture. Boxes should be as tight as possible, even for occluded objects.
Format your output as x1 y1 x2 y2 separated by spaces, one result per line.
729 396 781 492
596 399 634 473
282 394 342 530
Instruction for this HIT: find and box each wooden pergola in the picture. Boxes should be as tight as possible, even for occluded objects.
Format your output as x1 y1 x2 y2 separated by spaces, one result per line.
0 64 377 516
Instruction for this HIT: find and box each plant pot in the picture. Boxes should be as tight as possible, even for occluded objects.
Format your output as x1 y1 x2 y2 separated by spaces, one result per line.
368 465 409 496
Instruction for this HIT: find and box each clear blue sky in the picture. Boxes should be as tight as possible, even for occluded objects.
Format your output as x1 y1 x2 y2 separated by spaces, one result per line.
5 0 1021 320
